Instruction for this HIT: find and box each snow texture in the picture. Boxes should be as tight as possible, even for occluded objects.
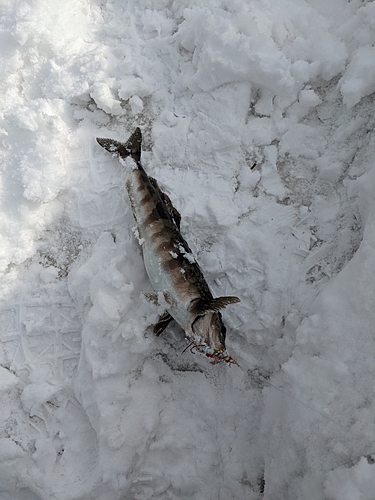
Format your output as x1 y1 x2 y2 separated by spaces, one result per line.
0 0 374 499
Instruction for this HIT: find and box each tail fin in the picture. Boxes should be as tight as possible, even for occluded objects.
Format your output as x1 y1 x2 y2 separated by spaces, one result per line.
96 127 142 164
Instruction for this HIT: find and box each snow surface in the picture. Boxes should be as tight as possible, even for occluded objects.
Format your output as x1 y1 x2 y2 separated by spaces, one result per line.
0 0 375 498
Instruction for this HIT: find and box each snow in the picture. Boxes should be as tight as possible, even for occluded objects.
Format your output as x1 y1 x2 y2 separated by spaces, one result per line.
0 0 375 499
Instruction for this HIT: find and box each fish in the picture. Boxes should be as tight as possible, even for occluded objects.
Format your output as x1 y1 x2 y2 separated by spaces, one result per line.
96 128 240 364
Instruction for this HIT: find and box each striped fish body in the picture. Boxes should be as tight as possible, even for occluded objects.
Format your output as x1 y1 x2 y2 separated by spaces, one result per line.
127 168 200 331
96 128 240 363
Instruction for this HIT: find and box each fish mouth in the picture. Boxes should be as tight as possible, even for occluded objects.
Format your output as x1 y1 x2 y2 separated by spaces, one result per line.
189 343 238 365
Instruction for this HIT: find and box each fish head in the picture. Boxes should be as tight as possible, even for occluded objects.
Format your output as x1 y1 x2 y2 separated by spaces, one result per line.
191 311 227 352
189 312 237 364
187 296 240 364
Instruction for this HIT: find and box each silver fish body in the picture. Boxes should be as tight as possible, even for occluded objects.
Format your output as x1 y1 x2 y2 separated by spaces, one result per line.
96 128 240 364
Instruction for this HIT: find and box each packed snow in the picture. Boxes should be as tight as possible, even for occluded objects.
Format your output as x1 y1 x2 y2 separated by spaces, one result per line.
0 0 375 498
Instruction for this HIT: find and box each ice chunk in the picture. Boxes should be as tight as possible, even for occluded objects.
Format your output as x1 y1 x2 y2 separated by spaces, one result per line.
21 382 63 415
339 46 375 108
0 366 18 393
91 80 123 115
325 457 375 500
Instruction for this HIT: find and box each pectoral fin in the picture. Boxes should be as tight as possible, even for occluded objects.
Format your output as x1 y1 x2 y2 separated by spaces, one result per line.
188 296 240 315
153 311 174 336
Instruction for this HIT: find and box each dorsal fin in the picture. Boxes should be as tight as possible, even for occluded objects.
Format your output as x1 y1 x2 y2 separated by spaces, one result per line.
161 191 182 230
96 127 142 165
149 176 182 229
188 296 240 315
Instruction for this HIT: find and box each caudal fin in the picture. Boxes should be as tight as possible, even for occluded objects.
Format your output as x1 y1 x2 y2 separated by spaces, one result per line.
96 127 142 164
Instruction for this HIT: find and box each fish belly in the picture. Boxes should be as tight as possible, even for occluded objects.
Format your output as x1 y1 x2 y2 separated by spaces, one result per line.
141 234 194 333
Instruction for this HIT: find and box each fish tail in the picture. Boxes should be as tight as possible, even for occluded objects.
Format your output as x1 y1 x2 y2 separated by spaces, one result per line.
96 127 143 167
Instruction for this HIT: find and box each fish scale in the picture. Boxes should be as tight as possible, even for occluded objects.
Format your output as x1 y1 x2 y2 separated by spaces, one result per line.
96 128 240 364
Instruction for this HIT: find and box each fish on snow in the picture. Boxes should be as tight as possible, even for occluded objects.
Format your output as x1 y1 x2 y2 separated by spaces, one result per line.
96 128 240 364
